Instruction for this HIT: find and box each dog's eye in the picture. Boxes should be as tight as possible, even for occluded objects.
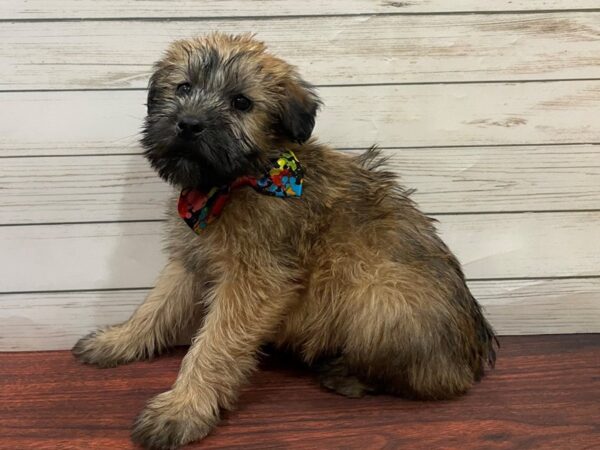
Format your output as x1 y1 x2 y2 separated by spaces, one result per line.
176 82 192 96
232 95 252 112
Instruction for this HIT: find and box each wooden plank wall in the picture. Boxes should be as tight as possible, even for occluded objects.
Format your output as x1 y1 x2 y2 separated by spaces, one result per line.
1 1 599 350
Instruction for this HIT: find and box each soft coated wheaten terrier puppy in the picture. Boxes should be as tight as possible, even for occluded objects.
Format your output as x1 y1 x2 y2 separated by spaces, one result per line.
73 33 497 449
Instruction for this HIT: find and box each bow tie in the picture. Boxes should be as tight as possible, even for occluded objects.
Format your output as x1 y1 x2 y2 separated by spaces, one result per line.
177 151 303 234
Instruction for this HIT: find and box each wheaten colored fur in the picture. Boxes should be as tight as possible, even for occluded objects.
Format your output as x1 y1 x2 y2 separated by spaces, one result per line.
73 33 496 449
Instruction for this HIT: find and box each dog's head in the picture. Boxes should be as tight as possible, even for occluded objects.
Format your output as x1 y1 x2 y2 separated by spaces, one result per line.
142 33 321 189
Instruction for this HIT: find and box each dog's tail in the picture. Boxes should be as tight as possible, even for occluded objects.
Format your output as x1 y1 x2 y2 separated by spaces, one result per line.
471 295 499 380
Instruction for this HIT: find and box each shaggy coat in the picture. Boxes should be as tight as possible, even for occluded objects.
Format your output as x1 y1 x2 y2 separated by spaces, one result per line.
73 33 496 450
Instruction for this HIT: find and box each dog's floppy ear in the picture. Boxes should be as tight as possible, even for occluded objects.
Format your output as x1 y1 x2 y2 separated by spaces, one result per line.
146 72 159 114
278 77 321 143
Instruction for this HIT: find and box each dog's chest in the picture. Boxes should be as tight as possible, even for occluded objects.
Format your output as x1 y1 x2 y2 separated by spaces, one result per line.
166 188 301 274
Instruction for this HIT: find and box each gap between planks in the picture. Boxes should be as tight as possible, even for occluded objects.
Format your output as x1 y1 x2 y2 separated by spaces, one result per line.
4 78 600 95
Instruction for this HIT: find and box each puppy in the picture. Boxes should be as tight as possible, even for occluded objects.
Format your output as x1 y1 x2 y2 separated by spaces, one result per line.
73 33 497 449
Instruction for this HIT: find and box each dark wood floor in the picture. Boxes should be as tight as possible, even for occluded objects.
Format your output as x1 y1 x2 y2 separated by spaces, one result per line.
1 335 599 449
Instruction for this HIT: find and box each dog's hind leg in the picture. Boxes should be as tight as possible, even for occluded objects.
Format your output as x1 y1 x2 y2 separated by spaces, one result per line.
315 355 377 398
72 259 203 367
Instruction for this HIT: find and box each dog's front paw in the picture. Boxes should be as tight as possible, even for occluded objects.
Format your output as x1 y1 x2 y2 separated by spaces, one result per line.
132 389 217 449
72 327 146 368
72 329 117 367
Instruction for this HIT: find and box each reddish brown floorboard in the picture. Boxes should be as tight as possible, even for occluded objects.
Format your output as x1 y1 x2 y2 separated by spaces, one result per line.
0 335 599 449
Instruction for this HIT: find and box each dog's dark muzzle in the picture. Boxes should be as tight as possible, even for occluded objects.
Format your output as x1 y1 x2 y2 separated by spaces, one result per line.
176 116 205 141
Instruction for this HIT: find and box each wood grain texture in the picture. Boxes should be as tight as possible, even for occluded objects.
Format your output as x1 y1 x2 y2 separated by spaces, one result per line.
3 145 599 224
2 279 599 351
1 2 599 344
3 0 599 19
437 212 600 280
0 154 174 224
2 81 600 157
0 335 598 449
1 212 599 293
0 289 145 351
3 13 600 90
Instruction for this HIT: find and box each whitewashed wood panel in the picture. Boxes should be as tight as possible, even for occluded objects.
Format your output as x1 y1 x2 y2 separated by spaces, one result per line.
437 212 600 280
471 278 600 335
3 145 600 224
3 13 600 90
1 212 599 293
0 222 168 292
3 1 598 20
2 1 599 345
2 277 599 351
0 289 146 351
2 81 599 157
0 154 174 224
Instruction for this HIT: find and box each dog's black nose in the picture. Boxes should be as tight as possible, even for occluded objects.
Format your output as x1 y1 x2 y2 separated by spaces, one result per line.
176 117 204 140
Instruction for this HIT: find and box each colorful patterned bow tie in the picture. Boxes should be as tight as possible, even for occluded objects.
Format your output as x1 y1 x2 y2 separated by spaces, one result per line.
178 151 303 234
